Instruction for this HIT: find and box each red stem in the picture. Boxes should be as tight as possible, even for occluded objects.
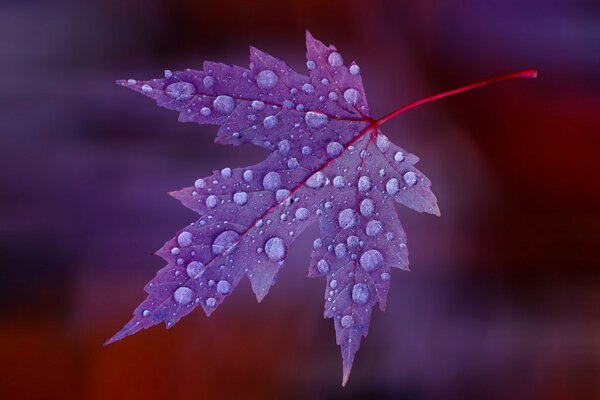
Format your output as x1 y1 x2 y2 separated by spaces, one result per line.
373 68 538 128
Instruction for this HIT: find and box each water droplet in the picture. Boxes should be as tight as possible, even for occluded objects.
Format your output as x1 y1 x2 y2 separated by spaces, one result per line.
212 230 240 255
265 237 286 262
376 134 390 151
335 243 347 258
142 309 151 317
217 280 232 295
287 158 299 169
213 95 235 114
166 82 196 101
358 176 372 192
343 88 360 105
304 111 328 128
200 107 211 117
328 91 338 101
243 170 254 182
338 208 357 229
394 151 404 162
349 64 361 75
141 84 152 93
171 247 180 255
306 60 316 70
262 115 278 129
302 146 312 155
306 171 325 188
352 283 369 304
256 69 278 89
251 100 265 111
221 167 232 178
186 261 204 279
127 79 137 85
403 171 417 186
174 286 193 305
330 280 338 289
195 178 206 189
328 52 343 67
177 231 193 247
276 189 291 203
360 198 374 217
366 220 383 236
295 207 309 221
385 232 394 241
262 171 282 191
386 178 399 195
317 259 330 274
164 70 173 78
302 83 314 94
326 141 343 157
233 191 248 206
381 272 391 281
203 76 214 88
360 249 383 272
277 140 291 154
206 297 217 307
347 235 359 248
206 195 218 208
313 238 323 249
341 315 354 328
283 100 293 109
333 176 346 188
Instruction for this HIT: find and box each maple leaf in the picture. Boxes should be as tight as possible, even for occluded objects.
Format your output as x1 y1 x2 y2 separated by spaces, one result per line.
107 31 536 385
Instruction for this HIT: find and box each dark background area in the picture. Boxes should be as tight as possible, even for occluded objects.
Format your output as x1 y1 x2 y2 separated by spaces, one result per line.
1 0 599 399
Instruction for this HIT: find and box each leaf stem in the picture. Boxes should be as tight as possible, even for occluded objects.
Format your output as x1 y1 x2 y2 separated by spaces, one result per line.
373 68 538 128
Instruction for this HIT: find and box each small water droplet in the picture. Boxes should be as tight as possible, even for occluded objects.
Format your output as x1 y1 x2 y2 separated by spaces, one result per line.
394 151 405 162
317 259 330 274
177 231 193 247
358 176 372 192
386 178 399 195
328 52 343 67
217 280 232 295
360 249 383 272
243 170 254 182
265 237 286 262
212 230 239 255
141 84 152 93
287 158 299 169
352 283 369 304
326 141 343 157
306 171 325 188
328 91 338 101
213 95 235 114
381 272 391 281
302 83 314 94
330 280 338 289
200 107 211 117
338 208 357 229
164 70 173 78
295 207 309 221
278 140 291 154
233 191 248 206
349 64 361 75
256 69 278 89
206 195 218 208
306 60 316 70
366 220 383 236
221 167 232 178
206 297 217 307
360 198 374 217
263 115 278 129
276 189 291 203
333 176 346 188
335 243 347 258
166 82 196 101
343 88 360 105
304 111 328 129
403 171 417 186
341 315 354 328
142 309 151 317
262 171 282 191
302 146 312 155
174 286 193 305
313 238 323 249
347 235 359 248
186 261 204 279
203 76 214 88
251 100 265 111
376 134 390 151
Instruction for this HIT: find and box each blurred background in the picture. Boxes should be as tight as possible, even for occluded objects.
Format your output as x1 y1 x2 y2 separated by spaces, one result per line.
1 0 599 399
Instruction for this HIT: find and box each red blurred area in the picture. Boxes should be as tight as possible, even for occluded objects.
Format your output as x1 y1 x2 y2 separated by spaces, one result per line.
1 0 599 399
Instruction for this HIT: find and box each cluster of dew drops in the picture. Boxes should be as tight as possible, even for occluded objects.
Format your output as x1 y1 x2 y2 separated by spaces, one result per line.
128 50 422 325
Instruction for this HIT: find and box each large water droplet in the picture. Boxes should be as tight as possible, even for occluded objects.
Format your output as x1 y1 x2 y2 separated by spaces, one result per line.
256 69 278 89
360 249 383 272
287 158 299 169
195 178 206 189
347 235 359 248
394 151 404 162
262 171 282 191
174 286 193 305
233 191 248 206
313 238 323 249
206 297 217 307
366 220 383 236
317 259 330 274
200 107 211 117
335 243 347 258
166 82 196 101
302 83 314 94
265 237 286 262
186 261 204 279
276 189 291 203
203 76 214 88
341 315 354 328
295 207 309 221
381 272 391 281
338 208 357 229
307 60 316 70
243 170 254 182
376 134 390 151
278 140 291 154
359 198 374 217
328 52 343 67
216 280 232 295
213 95 235 114
302 146 312 155
343 88 360 105
304 111 328 128
358 176 372 192
352 283 370 304
306 171 325 188
326 141 343 157
263 115 278 129
221 167 232 178
403 171 417 186
212 230 240 255
177 231 193 247
349 64 361 75
386 178 399 195
251 100 265 111
333 176 345 188
206 195 218 208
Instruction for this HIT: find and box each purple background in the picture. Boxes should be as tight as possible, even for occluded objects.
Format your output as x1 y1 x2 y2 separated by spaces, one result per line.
1 0 599 399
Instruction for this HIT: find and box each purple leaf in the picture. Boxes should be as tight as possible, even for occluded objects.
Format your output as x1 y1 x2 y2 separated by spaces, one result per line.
108 31 537 385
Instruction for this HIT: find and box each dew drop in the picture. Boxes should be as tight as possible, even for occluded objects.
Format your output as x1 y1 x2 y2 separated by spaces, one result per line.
333 176 346 188
265 237 286 262
243 170 254 182
306 171 325 188
349 64 361 75
302 83 314 94
186 261 204 279
328 52 343 67
141 84 152 93
313 238 323 249
221 167 232 178
251 100 265 111
330 280 338 289
195 178 206 189
177 231 193 247
347 235 359 248
341 315 354 328
276 189 291 203
212 230 239 255
302 146 312 155
256 69 278 89
206 195 218 208
166 82 196 101
307 60 316 70
262 171 282 191
328 91 338 101
304 111 328 129
343 88 361 105
206 297 217 307
216 280 232 295
213 95 235 114
203 76 214 88
263 115 278 129
174 286 193 305
394 151 405 162
360 198 374 217
386 178 399 195
381 272 391 281
338 208 357 229
358 176 372 192
287 158 299 169
295 207 309 221
278 140 291 154
403 171 417 186
335 243 347 258
200 107 211 117
366 220 383 237
376 134 390 151
317 259 330 274
360 249 383 272
142 309 151 317
164 70 173 78
352 283 370 305
233 191 248 206
326 141 343 157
